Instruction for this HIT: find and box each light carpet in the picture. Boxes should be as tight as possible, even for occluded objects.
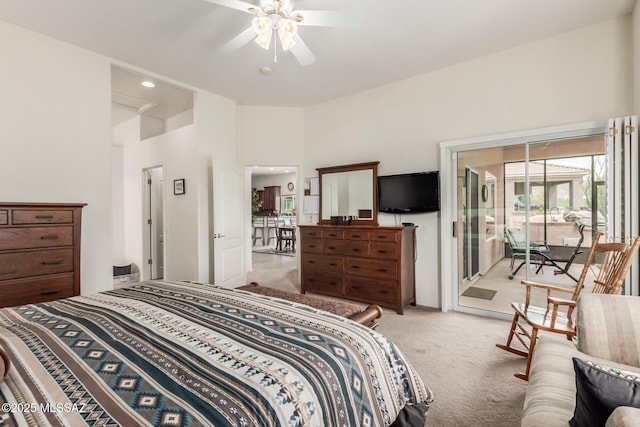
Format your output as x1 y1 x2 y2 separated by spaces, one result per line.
375 307 526 426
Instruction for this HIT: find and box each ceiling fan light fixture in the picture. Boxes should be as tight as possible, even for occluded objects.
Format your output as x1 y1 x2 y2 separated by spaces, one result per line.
278 17 297 38
251 16 272 35
254 30 273 49
278 31 296 51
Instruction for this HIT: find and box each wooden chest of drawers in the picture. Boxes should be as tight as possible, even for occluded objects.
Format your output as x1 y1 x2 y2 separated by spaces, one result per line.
0 203 86 308
299 225 416 314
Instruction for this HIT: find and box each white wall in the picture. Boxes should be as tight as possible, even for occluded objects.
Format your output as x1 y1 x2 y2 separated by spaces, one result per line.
0 20 239 293
301 16 633 308
0 21 113 295
194 91 238 283
237 106 304 168
115 115 200 282
237 106 305 268
112 145 125 261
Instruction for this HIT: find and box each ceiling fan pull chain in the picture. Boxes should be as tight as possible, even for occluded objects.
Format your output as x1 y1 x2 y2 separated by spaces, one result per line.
273 29 278 63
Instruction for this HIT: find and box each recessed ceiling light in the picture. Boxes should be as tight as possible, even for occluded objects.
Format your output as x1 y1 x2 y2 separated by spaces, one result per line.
141 80 156 88
259 67 272 76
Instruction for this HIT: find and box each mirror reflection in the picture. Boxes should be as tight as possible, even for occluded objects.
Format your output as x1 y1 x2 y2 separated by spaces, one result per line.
317 161 379 225
321 170 373 220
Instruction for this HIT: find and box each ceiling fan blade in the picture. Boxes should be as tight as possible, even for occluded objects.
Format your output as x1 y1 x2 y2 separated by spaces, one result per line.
221 27 256 52
201 0 256 14
290 35 315 66
295 10 362 28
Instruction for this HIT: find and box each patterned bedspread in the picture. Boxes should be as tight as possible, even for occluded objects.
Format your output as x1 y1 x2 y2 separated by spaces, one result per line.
0 280 432 426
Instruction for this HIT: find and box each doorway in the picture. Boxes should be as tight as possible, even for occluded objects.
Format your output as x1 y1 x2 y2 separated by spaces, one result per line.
457 136 607 315
247 165 299 291
143 166 164 280
441 122 612 317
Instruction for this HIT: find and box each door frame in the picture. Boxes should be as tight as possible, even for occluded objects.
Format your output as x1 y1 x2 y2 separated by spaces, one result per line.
463 167 481 282
245 165 300 274
142 165 166 281
440 121 606 316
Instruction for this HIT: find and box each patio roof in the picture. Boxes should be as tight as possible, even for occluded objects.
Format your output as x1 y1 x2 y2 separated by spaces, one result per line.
505 161 590 181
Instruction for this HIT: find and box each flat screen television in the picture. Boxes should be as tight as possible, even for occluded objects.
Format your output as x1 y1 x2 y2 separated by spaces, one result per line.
377 171 440 213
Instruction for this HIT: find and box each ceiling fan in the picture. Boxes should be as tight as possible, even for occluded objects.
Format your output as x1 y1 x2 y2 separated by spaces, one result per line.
203 0 360 66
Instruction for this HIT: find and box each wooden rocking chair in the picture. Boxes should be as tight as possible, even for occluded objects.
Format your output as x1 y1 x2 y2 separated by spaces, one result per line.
496 233 640 380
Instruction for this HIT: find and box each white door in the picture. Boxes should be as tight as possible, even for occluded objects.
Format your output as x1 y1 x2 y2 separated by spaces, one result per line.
213 165 246 287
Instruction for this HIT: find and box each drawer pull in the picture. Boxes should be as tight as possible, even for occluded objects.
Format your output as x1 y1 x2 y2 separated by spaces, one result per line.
40 291 60 296
309 244 317 248
377 250 387 254
352 234 361 238
36 215 54 219
327 246 336 250
308 260 316 264
352 248 361 252
351 286 361 290
329 263 337 267
40 234 59 240
42 260 63 265
376 235 388 239
351 265 360 269
378 268 388 273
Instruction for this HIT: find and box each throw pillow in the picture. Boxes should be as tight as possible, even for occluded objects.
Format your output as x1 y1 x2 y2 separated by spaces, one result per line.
390 402 428 427
570 358 640 427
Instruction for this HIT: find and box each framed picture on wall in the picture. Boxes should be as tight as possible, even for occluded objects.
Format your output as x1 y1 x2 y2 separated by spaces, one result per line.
174 179 185 195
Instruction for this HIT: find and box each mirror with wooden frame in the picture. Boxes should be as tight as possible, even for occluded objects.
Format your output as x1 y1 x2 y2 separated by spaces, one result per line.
317 161 379 226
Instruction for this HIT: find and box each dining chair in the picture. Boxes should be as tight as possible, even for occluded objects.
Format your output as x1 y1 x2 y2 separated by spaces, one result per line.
265 217 278 246
279 225 296 252
496 233 640 380
252 217 265 246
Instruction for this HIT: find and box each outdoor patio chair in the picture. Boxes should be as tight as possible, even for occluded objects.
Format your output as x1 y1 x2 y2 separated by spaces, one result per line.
496 233 640 380
505 224 587 282
504 228 549 278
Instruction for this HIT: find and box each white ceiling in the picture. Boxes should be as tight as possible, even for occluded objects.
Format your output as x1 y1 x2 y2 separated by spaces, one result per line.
111 66 195 125
0 0 636 108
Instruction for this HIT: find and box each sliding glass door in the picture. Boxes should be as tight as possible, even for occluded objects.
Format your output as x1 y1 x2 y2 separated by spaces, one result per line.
456 135 606 315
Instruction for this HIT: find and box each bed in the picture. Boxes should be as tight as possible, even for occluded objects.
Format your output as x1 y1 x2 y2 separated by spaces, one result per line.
0 280 432 426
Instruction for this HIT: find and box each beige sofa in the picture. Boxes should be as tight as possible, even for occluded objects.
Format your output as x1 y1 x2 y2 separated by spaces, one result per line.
521 294 640 426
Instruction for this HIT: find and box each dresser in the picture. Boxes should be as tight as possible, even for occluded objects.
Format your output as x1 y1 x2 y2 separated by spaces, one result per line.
299 225 416 314
0 202 86 308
